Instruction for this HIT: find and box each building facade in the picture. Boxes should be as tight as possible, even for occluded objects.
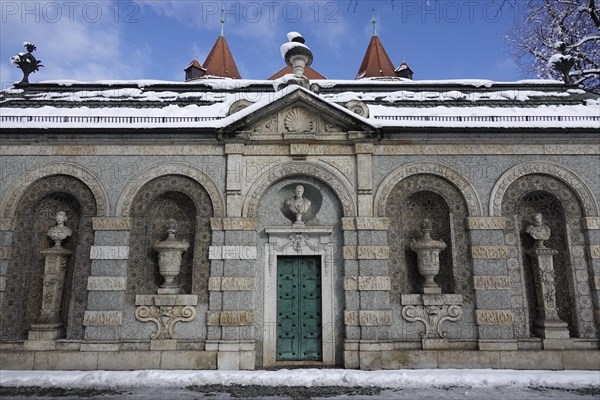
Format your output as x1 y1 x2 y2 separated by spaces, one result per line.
1 32 599 371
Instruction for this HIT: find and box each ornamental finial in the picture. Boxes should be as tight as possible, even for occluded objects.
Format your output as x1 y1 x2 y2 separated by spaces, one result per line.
371 9 377 36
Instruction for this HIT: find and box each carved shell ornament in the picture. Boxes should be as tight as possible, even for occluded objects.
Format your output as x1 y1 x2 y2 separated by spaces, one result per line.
284 107 314 132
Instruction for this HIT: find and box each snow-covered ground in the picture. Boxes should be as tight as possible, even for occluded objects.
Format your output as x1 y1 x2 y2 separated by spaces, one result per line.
1 369 599 399
2 368 599 389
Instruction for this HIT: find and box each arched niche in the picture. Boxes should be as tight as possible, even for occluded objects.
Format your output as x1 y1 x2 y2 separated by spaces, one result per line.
385 174 473 304
126 175 213 304
501 174 597 339
1 175 97 340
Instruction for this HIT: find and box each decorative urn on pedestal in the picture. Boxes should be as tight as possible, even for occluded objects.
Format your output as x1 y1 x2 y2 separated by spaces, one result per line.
280 32 313 89
410 218 447 294
153 219 189 295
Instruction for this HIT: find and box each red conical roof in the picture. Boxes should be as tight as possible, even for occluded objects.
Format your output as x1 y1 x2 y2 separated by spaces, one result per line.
268 65 327 80
355 35 396 79
202 36 241 79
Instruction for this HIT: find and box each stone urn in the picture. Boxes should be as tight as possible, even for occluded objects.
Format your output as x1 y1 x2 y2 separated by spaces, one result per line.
153 219 189 295
410 219 447 294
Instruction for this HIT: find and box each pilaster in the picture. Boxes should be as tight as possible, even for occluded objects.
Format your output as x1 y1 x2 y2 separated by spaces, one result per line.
467 217 516 348
83 219 131 343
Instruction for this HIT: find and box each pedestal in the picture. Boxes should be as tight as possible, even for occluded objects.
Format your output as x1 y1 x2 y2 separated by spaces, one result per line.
527 246 569 339
135 294 198 349
401 294 463 349
27 246 71 340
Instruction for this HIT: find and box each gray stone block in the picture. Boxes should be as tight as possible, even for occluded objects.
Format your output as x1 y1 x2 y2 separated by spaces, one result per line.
0 260 8 275
469 230 504 245
590 259 600 275
345 291 359 309
358 260 388 276
0 231 13 246
98 351 161 370
360 291 390 310
478 325 514 340
472 259 508 275
361 349 438 369
86 291 125 311
344 260 359 276
209 292 223 310
499 351 563 370
562 350 600 370
90 260 128 276
344 231 357 246
437 350 500 368
474 290 512 310
93 231 130 246
34 351 98 370
211 231 225 244
0 351 34 369
224 260 255 277
222 291 253 311
160 351 217 369
586 230 600 242
225 231 256 246
358 231 387 246
345 326 360 340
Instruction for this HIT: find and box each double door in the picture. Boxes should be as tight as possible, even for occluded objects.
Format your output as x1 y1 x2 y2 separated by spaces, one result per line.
276 256 322 361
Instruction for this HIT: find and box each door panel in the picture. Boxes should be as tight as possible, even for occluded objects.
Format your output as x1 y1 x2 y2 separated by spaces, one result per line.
276 256 322 361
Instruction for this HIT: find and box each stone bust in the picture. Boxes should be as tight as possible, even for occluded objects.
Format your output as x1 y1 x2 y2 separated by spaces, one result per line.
47 211 72 247
526 213 551 242
286 185 311 226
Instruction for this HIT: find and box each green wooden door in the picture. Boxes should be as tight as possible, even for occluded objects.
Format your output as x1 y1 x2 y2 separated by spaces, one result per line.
276 256 322 361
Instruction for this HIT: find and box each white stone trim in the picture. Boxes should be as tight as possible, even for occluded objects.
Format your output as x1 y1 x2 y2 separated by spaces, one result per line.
87 276 127 291
208 246 258 260
263 226 336 367
90 246 129 260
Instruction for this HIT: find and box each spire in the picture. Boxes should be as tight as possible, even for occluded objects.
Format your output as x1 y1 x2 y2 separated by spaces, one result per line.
202 35 242 79
371 9 377 36
220 8 225 36
355 34 396 79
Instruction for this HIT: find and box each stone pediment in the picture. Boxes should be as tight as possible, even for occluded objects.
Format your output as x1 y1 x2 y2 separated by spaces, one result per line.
218 87 378 141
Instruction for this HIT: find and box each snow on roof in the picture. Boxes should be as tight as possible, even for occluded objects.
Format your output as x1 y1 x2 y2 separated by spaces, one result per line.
1 78 598 130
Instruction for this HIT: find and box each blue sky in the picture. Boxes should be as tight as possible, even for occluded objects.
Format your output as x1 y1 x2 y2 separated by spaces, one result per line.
1 0 527 86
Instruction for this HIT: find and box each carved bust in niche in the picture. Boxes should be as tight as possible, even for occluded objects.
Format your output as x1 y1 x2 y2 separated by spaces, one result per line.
47 211 72 247
286 185 311 226
526 213 551 245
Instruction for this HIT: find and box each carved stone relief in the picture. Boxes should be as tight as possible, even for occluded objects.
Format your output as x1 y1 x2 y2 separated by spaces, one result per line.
386 175 473 305
501 174 597 339
1 175 96 340
127 175 212 305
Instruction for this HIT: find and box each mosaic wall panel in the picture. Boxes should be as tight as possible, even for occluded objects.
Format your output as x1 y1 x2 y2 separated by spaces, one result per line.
501 174 596 338
386 175 473 304
127 175 212 304
1 175 96 340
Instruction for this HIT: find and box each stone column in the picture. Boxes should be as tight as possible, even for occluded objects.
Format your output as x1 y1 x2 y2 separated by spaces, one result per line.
355 143 374 217
527 245 569 339
27 212 72 344
225 144 244 217
28 245 71 340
